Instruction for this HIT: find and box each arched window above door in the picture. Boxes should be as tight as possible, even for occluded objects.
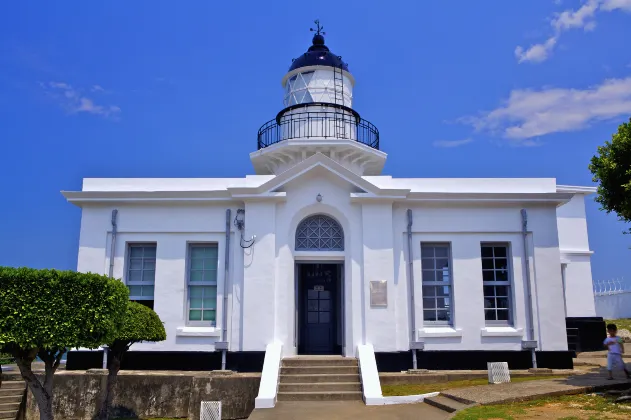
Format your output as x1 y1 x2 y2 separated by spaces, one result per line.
295 215 344 251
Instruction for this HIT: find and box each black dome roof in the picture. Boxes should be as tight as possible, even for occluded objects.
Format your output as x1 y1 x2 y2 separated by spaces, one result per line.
288 34 349 72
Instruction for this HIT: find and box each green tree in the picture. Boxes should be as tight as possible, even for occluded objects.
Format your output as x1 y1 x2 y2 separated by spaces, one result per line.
0 267 128 420
98 301 166 420
589 118 631 233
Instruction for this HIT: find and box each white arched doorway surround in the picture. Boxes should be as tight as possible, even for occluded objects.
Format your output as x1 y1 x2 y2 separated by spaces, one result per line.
288 203 354 356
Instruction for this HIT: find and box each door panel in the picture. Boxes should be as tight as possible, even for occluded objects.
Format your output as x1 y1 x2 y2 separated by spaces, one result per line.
299 264 337 354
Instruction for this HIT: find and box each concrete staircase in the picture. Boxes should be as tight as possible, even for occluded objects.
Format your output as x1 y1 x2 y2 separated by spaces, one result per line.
424 394 472 413
0 380 25 420
277 356 362 401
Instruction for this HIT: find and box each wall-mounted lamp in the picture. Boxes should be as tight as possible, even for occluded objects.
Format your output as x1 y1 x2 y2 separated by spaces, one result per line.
316 193 323 203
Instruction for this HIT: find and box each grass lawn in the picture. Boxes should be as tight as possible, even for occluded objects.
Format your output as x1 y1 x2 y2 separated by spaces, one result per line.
452 394 631 420
606 318 631 332
381 375 569 396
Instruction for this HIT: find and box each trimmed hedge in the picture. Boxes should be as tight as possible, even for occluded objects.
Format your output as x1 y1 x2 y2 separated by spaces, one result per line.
0 267 129 351
112 301 166 346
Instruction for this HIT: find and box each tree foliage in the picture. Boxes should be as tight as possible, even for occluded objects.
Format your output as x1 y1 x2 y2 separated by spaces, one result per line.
0 267 128 420
98 302 166 420
110 301 166 351
589 118 631 233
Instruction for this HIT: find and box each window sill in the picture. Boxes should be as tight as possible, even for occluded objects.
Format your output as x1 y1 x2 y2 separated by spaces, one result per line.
418 327 463 339
176 326 221 337
480 326 524 337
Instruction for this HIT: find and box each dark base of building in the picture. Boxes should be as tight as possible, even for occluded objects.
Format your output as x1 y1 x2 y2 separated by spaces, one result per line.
66 351 265 372
566 317 607 352
375 350 576 372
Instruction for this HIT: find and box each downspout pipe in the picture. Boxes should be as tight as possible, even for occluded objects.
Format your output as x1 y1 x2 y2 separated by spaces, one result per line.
221 209 231 370
521 209 538 369
406 209 418 370
104 209 118 369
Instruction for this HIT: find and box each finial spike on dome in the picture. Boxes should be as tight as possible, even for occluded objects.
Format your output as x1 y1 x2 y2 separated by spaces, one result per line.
309 19 325 36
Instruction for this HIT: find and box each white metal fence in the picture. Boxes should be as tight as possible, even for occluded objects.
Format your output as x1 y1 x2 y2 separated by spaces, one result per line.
594 278 631 319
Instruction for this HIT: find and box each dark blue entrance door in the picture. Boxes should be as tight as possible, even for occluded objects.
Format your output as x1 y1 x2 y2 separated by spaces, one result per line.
299 264 338 354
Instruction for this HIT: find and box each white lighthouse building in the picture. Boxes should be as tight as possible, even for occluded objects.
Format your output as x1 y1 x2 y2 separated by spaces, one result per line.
64 26 600 375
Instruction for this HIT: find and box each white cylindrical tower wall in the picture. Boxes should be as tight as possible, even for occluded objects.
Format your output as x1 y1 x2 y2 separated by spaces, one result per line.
282 66 354 108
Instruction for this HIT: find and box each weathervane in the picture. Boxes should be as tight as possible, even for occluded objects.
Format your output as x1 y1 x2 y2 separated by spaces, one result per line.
310 19 325 36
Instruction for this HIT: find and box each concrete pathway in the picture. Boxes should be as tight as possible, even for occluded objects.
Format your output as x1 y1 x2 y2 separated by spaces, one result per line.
443 372 631 405
247 401 449 420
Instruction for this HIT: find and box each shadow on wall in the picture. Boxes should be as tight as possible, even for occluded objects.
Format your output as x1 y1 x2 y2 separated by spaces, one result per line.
23 371 261 420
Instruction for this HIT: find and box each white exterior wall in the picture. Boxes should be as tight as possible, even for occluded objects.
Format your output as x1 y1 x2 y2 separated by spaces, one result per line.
556 194 596 318
72 173 585 355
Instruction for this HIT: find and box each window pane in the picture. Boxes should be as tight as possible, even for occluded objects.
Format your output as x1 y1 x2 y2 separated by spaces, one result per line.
202 310 216 322
423 310 437 321
308 289 318 299
203 258 217 270
190 298 203 309
130 247 143 257
191 247 206 258
189 310 202 321
142 270 155 282
436 297 449 309
203 270 217 282
129 270 142 282
191 259 204 270
435 258 449 270
143 260 155 270
141 285 154 297
483 286 495 297
130 259 142 270
422 286 436 297
319 300 330 311
421 258 435 270
436 270 450 282
496 297 510 309
484 297 494 309
420 246 435 257
482 259 494 270
203 297 216 309
485 310 497 321
496 270 508 281
308 312 318 323
495 286 509 297
319 291 330 299
496 310 509 321
144 247 156 258
436 310 451 321
422 270 435 282
494 258 508 270
308 300 318 311
434 246 448 258
128 285 142 296
482 270 495 281
494 247 507 257
190 286 203 298
190 271 203 282
423 298 436 309
319 312 330 323
481 247 493 258
203 287 216 298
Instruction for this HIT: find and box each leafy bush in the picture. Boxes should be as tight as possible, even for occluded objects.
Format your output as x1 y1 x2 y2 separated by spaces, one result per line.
0 267 128 420
98 301 166 420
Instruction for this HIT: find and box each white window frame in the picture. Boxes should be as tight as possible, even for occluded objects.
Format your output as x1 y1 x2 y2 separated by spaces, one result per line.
125 243 156 301
481 242 514 326
420 242 454 326
186 243 219 327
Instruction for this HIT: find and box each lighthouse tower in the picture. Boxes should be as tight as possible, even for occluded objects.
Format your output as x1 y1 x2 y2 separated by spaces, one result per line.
251 21 386 176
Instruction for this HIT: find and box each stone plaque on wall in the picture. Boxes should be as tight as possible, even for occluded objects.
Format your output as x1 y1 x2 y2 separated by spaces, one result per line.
370 280 387 307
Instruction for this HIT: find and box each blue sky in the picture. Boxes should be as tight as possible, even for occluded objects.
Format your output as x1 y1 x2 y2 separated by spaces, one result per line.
1 1 630 284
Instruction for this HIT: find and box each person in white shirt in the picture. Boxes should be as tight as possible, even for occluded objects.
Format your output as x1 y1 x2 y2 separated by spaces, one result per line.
603 323 631 380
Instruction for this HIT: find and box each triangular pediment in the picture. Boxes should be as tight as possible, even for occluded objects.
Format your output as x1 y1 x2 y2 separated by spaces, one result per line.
228 153 408 198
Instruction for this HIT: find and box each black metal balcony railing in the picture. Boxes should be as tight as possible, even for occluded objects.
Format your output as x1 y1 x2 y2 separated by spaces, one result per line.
257 105 379 150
